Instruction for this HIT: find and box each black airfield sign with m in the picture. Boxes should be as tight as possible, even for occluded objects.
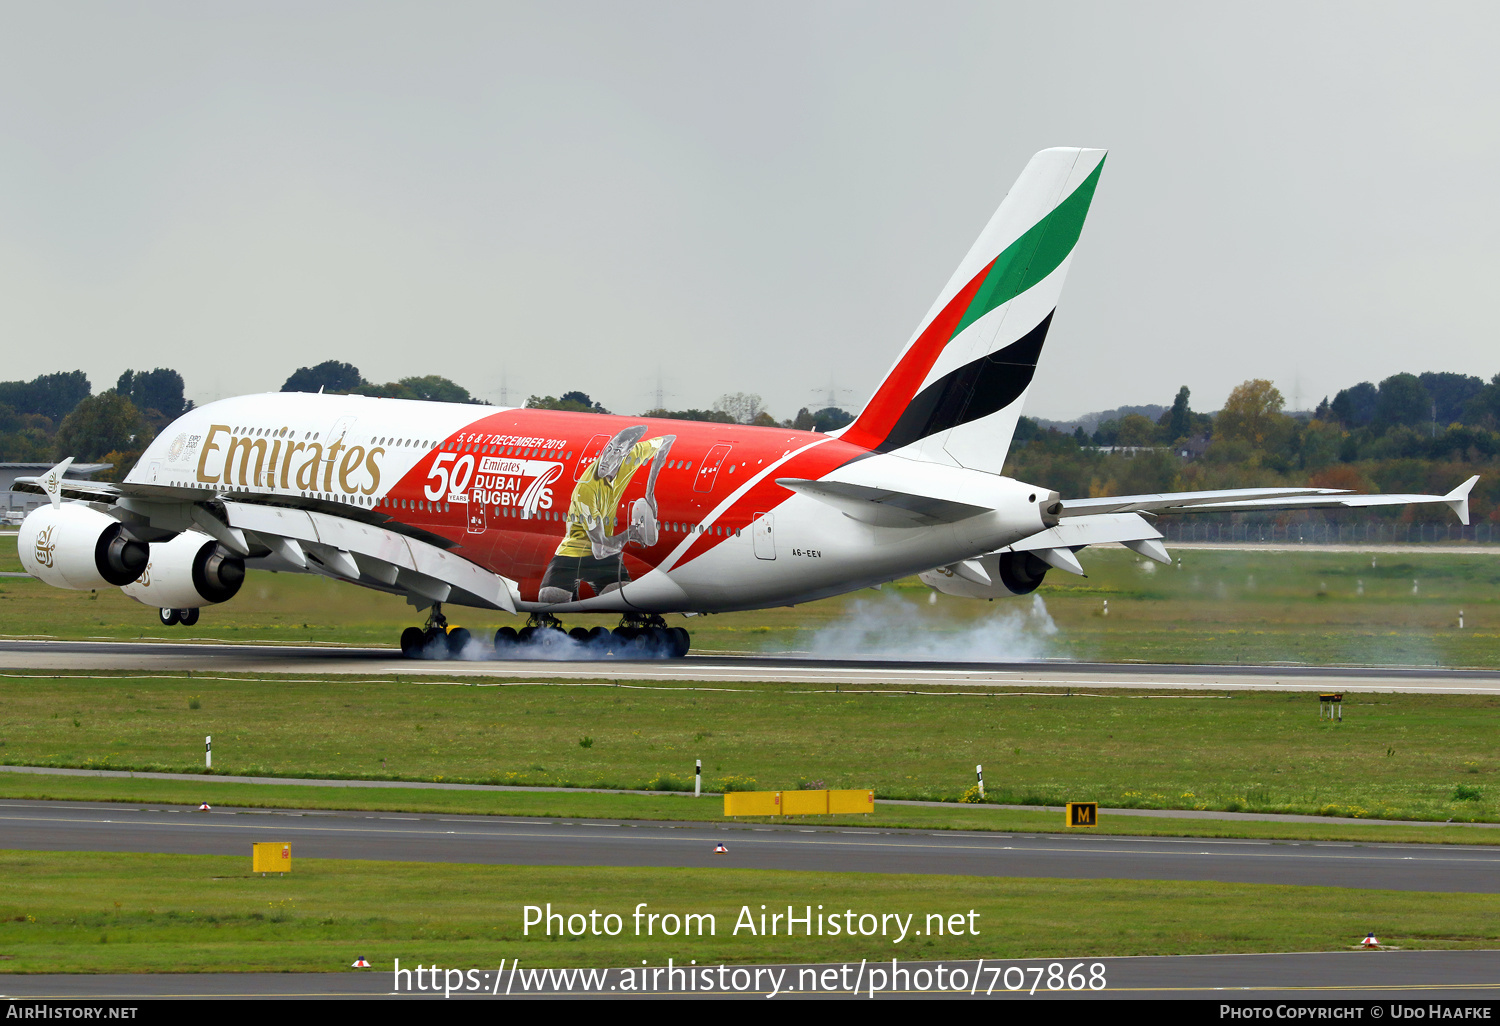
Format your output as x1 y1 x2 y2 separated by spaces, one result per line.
1067 802 1098 828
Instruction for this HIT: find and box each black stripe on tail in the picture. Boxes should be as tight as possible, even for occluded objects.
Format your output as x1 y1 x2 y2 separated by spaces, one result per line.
873 310 1054 453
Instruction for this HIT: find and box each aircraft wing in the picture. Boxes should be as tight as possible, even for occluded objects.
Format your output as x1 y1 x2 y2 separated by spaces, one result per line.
17 465 521 613
12 474 127 503
1059 476 1477 526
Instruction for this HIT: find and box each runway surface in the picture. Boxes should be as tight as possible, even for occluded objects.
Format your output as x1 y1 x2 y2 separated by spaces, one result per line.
3 639 1499 694
2 952 1497 999
6 800 1499 892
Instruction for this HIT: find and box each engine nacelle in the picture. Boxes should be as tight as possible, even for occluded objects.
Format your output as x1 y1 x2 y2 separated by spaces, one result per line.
996 551 1050 595
120 530 246 610
920 551 1050 599
19 503 149 590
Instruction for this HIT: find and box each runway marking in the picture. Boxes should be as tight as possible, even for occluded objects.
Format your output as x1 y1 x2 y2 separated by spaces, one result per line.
6 813 1498 866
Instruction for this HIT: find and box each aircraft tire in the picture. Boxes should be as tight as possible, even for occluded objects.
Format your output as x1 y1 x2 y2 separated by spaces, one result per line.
517 625 537 644
400 627 425 658
446 627 472 656
493 626 519 650
667 626 690 658
159 608 180 627
568 627 590 642
178 608 200 627
586 626 609 643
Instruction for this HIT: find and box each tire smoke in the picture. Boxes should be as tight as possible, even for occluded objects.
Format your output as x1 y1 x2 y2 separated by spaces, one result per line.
796 591 1059 662
409 627 682 662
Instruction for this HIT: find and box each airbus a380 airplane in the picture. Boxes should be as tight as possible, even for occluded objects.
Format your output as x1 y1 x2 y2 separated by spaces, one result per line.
18 148 1478 659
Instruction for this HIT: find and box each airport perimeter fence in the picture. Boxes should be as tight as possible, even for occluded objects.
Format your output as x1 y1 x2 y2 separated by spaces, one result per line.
1158 520 1498 545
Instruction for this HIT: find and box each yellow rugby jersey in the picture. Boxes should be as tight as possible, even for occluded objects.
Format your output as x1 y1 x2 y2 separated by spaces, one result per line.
554 438 666 558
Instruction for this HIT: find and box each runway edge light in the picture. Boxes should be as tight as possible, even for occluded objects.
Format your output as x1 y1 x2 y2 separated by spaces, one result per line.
352 957 373 968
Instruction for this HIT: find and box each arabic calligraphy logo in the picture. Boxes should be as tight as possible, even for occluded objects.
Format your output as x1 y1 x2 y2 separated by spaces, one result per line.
34 525 56 569
138 562 152 587
44 472 57 493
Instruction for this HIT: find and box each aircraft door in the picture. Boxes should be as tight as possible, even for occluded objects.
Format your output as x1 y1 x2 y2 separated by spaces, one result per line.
694 444 732 493
752 512 775 560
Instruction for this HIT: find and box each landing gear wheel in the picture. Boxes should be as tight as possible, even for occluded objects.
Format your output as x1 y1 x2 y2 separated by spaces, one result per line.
159 608 180 627
517 625 537 644
493 626 519 650
586 626 609 644
667 626 690 658
568 627 590 642
445 627 472 657
423 628 449 658
178 608 200 627
400 626 425 657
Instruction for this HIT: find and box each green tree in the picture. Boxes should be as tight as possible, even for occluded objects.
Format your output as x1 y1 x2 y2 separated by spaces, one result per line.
643 408 734 423
1329 382 1377 426
1215 379 1286 448
527 393 610 414
1115 413 1159 446
0 371 91 422
1419 372 1484 425
54 392 149 462
810 406 854 433
396 376 473 403
1165 386 1192 441
1374 373 1431 431
282 361 362 393
116 368 189 418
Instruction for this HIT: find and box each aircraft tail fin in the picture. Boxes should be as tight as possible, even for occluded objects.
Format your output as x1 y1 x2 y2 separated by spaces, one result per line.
841 147 1106 473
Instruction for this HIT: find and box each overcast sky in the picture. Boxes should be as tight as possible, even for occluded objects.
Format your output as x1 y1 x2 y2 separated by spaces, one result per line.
1 2 1495 421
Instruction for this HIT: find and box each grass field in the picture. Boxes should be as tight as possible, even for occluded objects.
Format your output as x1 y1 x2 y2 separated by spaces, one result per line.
4 851 1498 973
1 673 1494 822
3 534 1498 666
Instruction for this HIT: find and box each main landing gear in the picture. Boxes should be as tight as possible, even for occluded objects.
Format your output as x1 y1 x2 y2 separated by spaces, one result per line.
158 607 200 627
398 607 690 660
399 602 473 658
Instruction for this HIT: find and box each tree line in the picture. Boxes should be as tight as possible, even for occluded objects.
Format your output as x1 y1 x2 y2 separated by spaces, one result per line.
1006 372 1500 525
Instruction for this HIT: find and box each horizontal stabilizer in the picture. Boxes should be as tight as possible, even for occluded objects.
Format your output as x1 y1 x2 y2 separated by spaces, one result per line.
776 477 990 527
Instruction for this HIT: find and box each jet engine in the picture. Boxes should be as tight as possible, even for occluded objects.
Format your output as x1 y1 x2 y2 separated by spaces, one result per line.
995 551 1050 595
920 551 1050 599
120 530 246 609
18 503 149 590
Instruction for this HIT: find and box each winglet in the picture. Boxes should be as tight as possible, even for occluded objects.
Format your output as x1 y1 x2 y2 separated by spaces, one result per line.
1444 475 1479 526
41 457 74 509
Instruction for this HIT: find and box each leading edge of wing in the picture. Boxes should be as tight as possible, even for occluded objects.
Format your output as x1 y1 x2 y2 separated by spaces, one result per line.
1063 476 1478 525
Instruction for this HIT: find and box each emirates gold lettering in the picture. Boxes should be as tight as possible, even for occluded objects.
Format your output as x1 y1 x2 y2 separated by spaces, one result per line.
197 424 230 483
323 440 346 492
194 427 385 496
295 443 324 490
280 441 305 489
338 446 365 492
224 436 267 487
361 448 384 495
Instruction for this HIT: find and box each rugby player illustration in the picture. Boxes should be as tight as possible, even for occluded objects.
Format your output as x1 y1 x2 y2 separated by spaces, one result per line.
537 425 675 604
